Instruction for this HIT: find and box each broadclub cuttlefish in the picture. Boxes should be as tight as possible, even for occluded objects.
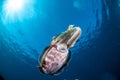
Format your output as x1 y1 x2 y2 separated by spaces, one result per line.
39 25 82 75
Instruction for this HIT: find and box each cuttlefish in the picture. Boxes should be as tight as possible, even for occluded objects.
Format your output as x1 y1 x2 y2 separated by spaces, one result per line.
39 25 82 75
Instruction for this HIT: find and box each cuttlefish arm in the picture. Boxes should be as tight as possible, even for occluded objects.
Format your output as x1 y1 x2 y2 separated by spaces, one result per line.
51 25 82 48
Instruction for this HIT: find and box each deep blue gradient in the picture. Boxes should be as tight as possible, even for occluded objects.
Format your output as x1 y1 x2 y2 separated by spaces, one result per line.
0 0 120 80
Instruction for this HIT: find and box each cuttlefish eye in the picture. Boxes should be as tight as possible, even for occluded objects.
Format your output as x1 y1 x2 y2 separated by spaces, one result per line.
56 44 68 53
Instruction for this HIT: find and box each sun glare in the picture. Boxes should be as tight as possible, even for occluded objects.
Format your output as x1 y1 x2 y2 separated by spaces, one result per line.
1 0 35 24
5 0 24 13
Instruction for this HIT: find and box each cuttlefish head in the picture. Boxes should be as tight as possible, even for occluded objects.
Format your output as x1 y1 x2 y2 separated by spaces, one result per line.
51 25 82 48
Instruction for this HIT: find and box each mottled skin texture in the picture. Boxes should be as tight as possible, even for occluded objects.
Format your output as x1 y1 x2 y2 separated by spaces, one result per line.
39 45 71 75
39 25 81 75
41 44 68 74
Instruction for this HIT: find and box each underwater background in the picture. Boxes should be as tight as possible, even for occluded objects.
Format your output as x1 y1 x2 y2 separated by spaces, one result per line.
0 0 120 80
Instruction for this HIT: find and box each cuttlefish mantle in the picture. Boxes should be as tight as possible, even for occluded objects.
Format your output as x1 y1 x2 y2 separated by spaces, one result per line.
39 25 82 75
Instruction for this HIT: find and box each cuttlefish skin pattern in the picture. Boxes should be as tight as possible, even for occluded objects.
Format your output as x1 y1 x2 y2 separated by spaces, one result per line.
39 25 82 75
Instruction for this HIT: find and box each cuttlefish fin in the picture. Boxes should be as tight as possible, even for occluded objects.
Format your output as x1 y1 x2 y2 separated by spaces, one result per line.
51 34 60 45
52 34 59 40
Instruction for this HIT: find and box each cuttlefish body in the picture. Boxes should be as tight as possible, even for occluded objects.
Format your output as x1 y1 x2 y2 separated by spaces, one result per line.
39 25 82 75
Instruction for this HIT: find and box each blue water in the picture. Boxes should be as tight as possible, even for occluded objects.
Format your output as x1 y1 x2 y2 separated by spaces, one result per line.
0 0 120 80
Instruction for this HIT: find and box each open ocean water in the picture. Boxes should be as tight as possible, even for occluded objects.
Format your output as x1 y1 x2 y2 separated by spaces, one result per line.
0 0 120 80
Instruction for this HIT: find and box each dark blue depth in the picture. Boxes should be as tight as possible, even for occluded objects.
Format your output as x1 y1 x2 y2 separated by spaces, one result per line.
0 0 120 80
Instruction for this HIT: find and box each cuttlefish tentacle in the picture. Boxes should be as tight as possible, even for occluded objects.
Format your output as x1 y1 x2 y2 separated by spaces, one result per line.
51 25 81 48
